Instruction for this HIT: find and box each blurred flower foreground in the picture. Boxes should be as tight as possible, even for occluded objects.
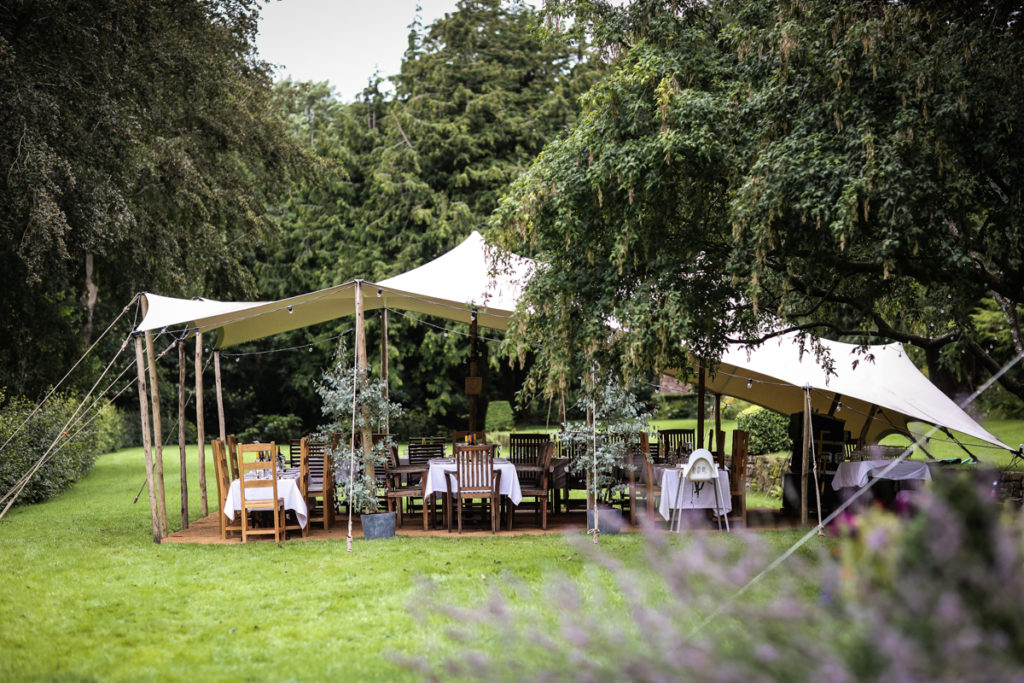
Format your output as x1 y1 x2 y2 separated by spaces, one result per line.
402 474 1024 682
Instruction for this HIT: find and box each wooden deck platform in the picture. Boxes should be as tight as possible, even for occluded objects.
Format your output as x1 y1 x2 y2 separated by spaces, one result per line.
162 507 798 544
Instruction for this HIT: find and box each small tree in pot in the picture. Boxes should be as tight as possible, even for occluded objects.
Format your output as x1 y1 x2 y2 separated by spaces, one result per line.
561 374 652 541
316 347 403 548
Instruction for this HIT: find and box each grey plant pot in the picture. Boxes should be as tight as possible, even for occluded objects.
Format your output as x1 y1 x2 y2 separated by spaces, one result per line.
361 511 396 540
587 506 623 535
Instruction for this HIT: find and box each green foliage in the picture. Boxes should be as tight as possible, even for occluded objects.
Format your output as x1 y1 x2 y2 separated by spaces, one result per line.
485 400 515 432
237 413 303 445
246 0 597 434
737 406 791 456
494 0 1024 407
0 0 302 399
91 404 128 456
316 347 404 513
0 390 106 506
648 394 694 420
561 375 653 500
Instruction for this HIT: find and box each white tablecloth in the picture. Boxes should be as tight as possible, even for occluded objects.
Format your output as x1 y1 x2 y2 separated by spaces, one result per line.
831 459 932 490
424 457 522 505
657 467 731 520
224 474 308 528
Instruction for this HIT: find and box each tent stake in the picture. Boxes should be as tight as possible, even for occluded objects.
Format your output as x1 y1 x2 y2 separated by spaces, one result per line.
145 330 168 537
177 340 189 530
134 336 162 542
195 332 208 515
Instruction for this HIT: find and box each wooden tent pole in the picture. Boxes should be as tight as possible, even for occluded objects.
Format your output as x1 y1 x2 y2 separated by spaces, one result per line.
697 366 706 448
194 332 208 516
214 350 226 442
354 281 373 480
381 309 389 435
177 340 189 530
145 330 168 537
134 335 162 543
800 388 811 526
469 312 479 432
714 392 723 468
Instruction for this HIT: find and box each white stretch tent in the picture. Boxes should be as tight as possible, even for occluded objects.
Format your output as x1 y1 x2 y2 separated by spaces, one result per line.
696 332 1009 451
136 231 534 345
135 231 1009 452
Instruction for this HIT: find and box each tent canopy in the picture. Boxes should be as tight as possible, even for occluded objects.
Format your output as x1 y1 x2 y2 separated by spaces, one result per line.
136 231 534 347
695 332 1009 451
135 231 1009 452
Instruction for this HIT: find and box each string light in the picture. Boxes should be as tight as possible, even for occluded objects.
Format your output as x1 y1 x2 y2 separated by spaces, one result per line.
746 378 753 389
287 305 293 314
220 328 352 358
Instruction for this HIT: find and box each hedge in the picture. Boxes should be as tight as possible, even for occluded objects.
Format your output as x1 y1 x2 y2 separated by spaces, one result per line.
737 406 791 455
0 389 123 506
485 400 515 432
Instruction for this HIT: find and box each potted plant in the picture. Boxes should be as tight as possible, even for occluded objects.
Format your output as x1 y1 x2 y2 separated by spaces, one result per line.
316 347 403 544
562 375 652 539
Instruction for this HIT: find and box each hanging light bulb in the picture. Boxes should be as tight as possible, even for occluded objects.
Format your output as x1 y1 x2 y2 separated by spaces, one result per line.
377 288 383 298
287 305 294 314
836 401 842 413
746 378 753 390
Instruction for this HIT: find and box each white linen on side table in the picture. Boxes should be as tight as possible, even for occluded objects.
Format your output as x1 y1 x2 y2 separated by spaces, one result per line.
424 457 522 505
831 459 932 490
223 476 308 528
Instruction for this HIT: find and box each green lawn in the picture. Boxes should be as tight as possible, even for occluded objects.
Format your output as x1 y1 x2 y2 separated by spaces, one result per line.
0 445 823 681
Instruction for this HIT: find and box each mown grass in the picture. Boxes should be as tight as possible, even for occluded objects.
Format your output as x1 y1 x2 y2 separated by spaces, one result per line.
1 445 824 681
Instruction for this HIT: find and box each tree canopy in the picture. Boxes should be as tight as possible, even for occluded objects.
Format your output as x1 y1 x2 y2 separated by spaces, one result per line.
0 0 301 397
241 0 597 432
493 0 1024 407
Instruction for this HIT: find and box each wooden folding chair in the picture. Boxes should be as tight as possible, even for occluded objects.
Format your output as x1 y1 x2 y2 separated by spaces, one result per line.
408 435 447 525
509 442 554 530
226 434 239 481
384 445 429 530
446 444 501 534
237 442 285 542
301 437 334 531
211 438 241 540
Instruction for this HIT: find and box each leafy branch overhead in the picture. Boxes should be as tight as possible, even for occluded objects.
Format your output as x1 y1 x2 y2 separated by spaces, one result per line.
494 0 1024 405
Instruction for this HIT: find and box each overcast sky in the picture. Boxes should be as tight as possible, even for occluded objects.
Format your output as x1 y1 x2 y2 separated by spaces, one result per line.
255 1 540 102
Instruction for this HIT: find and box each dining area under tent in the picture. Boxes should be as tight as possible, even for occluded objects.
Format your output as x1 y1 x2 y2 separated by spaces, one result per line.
128 231 1015 543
